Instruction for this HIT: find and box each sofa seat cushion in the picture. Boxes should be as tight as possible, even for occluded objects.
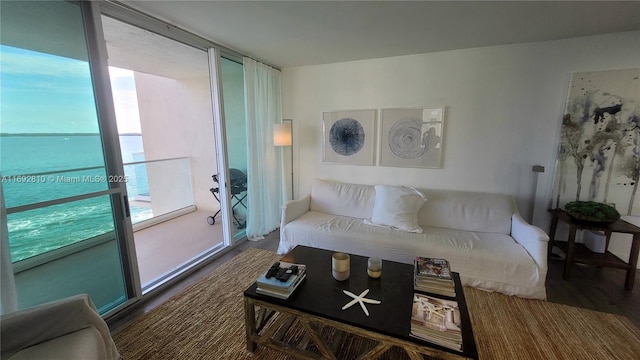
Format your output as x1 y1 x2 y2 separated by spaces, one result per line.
279 211 541 296
8 326 106 360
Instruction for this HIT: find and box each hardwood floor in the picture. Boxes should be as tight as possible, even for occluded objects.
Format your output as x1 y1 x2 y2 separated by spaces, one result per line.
546 254 639 327
108 231 640 332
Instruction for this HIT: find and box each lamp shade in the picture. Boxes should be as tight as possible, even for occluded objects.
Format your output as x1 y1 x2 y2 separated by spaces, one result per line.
273 123 292 146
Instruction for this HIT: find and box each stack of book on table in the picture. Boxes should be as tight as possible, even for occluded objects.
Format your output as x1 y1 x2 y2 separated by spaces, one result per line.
256 261 306 299
413 257 456 298
410 292 463 351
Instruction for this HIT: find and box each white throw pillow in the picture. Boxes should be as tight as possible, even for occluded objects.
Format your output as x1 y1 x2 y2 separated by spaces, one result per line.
367 184 427 233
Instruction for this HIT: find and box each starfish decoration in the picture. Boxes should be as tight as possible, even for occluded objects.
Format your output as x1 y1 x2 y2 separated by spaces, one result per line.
341 289 381 316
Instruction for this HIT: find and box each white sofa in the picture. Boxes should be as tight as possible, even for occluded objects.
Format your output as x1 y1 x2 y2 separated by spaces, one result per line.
278 179 549 300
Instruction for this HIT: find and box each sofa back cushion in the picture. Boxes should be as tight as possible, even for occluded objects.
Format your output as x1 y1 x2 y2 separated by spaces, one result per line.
310 179 375 219
368 185 427 233
418 190 514 234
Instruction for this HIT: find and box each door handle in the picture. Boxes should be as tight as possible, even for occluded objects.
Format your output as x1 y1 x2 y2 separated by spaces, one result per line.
123 195 131 218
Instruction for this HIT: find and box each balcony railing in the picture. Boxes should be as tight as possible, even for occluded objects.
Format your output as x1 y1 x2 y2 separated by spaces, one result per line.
123 157 194 228
5 157 194 268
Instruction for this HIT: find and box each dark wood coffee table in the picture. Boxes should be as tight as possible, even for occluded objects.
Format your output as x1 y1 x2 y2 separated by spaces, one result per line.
244 245 478 359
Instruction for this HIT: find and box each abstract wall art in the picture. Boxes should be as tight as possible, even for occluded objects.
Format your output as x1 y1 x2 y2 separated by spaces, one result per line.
551 68 640 215
322 109 376 165
379 107 445 168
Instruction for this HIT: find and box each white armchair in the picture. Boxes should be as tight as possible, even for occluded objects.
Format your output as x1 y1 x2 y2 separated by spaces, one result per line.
0 294 120 360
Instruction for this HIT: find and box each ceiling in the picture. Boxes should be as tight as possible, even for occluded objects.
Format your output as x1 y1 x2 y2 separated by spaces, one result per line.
122 1 640 69
102 15 210 80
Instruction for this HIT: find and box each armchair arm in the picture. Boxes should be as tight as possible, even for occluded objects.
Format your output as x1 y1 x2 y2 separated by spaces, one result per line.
511 212 549 271
280 194 311 229
1 294 119 359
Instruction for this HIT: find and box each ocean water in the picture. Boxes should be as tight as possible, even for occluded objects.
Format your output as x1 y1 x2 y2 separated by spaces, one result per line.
1 135 151 262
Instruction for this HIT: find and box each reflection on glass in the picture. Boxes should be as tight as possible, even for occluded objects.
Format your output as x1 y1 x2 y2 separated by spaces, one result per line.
220 57 248 239
1 0 129 313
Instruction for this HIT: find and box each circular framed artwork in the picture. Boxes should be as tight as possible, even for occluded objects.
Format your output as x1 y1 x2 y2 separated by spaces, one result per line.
322 109 376 165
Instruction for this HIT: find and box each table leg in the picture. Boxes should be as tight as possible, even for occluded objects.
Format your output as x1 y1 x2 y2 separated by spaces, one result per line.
563 225 577 280
625 234 640 290
604 231 612 253
244 297 257 352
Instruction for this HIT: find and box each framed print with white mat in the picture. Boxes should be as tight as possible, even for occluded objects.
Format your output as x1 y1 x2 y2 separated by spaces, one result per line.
379 107 445 168
322 109 376 165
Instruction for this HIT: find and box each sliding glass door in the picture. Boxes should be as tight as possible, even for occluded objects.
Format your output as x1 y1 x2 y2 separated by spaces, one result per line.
101 13 229 292
219 57 248 241
0 0 134 314
0 1 255 316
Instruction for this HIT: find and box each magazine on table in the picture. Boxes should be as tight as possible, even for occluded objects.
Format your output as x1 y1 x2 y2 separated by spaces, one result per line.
256 261 306 299
414 257 455 297
415 257 452 280
414 279 456 298
256 273 306 299
410 292 462 351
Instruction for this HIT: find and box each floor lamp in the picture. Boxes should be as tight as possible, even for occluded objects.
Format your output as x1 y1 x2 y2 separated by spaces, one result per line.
530 165 545 223
274 120 294 200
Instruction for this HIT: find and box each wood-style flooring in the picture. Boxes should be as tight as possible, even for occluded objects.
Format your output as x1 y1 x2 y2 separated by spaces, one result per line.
108 231 640 332
546 254 639 327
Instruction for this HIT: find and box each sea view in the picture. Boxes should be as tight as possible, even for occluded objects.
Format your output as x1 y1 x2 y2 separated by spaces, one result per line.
1 134 151 262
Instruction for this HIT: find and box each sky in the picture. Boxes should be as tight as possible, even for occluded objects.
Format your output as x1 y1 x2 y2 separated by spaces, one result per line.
0 44 141 134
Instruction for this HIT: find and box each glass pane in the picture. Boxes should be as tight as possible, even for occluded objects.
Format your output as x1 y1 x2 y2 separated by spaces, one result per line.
125 158 194 223
220 57 248 239
1 135 108 208
12 196 126 314
102 15 222 291
0 0 128 313
8 196 115 262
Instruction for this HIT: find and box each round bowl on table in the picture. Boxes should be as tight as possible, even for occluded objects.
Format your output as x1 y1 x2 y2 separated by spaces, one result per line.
564 201 620 226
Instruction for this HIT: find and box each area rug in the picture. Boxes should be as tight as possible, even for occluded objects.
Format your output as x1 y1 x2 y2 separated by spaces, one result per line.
113 248 640 359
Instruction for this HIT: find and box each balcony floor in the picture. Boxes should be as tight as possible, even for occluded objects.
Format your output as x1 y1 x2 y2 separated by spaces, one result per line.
133 210 223 286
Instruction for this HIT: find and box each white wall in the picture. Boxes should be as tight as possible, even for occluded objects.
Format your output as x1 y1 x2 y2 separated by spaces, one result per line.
135 73 218 213
282 31 640 231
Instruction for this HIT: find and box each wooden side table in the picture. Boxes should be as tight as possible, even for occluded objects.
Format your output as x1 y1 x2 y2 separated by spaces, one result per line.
548 209 640 290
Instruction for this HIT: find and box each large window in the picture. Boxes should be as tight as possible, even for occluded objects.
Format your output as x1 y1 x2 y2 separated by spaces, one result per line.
1 0 256 315
101 14 221 290
0 0 131 313
0 45 113 261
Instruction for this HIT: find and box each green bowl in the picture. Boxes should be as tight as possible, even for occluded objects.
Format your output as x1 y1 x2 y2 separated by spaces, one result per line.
564 201 620 224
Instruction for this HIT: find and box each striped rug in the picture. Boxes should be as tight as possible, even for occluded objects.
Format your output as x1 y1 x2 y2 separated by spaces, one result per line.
112 248 640 359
